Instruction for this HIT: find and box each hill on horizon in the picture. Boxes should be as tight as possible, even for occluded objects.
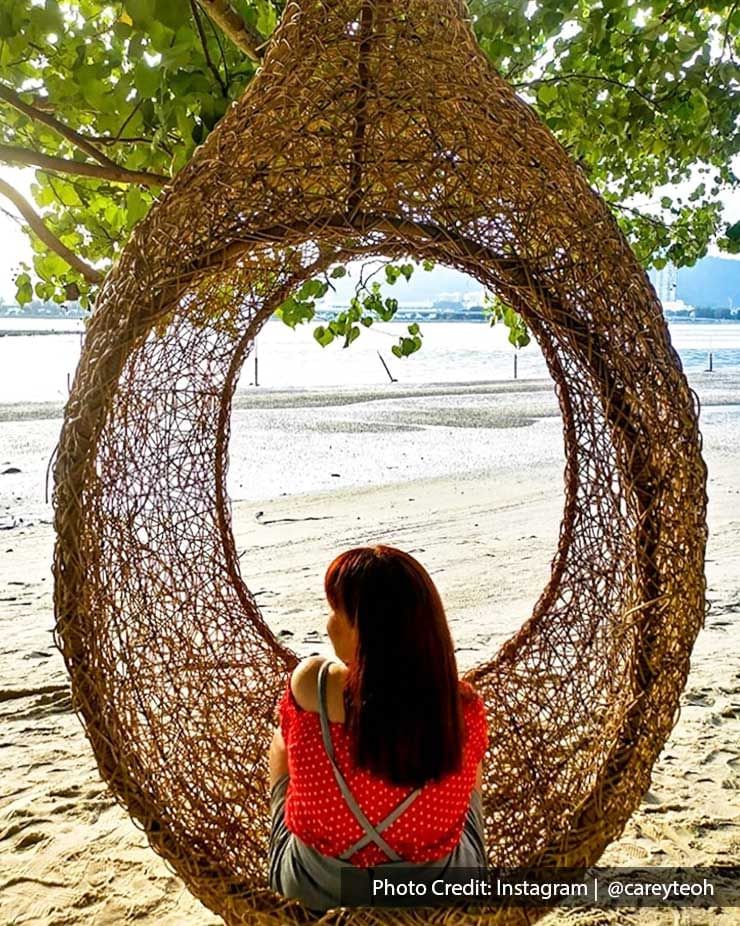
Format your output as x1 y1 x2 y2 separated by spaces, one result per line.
3 255 739 316
676 257 740 308
323 255 740 310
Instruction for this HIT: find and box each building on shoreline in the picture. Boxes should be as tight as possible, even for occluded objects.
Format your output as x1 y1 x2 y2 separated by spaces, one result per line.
315 298 487 322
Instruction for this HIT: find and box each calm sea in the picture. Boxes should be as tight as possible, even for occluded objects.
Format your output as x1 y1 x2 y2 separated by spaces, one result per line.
1 317 740 404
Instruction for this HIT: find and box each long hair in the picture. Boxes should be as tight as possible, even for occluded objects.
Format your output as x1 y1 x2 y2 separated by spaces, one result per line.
324 545 465 788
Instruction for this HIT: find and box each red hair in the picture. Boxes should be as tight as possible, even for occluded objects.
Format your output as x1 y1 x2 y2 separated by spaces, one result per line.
324 545 466 788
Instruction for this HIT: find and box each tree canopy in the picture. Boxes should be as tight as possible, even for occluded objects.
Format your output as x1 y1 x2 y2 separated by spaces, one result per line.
1 0 738 350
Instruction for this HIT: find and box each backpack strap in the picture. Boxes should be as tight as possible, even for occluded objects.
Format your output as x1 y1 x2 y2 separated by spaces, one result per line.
316 659 422 862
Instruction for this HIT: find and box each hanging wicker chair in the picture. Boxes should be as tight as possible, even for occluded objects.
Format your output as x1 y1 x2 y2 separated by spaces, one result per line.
52 0 709 923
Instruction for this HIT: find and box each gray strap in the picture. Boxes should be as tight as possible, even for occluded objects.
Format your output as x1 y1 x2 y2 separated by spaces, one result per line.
317 659 422 862
338 786 422 859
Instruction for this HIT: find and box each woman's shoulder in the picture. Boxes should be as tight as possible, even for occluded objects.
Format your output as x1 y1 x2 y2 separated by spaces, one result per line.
287 656 347 717
459 679 488 730
289 655 324 706
458 677 483 706
282 663 484 722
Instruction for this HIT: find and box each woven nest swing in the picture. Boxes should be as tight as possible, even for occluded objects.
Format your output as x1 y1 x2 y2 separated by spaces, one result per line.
52 0 709 923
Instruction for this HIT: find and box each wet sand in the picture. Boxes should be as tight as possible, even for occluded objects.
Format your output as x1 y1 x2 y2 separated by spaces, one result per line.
1 376 738 924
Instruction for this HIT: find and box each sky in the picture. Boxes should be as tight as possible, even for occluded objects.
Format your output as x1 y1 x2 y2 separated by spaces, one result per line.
1 165 36 300
1 157 739 303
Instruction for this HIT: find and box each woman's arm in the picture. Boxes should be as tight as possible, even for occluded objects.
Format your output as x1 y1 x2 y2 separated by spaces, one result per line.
268 658 326 790
475 760 483 791
269 727 289 789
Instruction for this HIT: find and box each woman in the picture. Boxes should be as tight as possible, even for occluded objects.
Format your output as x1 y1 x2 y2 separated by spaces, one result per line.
268 545 488 911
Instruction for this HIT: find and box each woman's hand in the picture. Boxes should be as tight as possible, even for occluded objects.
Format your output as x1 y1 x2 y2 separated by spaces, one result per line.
269 727 289 789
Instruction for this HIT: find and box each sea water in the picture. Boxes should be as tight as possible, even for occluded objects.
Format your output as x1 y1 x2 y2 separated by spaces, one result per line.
2 318 740 404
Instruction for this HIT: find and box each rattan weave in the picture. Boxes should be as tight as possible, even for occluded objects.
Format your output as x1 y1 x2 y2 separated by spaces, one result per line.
52 0 709 923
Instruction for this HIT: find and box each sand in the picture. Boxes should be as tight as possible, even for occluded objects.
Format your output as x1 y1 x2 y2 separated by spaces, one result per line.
1 376 738 924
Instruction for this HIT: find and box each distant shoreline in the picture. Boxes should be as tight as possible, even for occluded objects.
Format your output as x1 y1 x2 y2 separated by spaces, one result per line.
0 329 83 337
665 316 740 323
2 313 740 328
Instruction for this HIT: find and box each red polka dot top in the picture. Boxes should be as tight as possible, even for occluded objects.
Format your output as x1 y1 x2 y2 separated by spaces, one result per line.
278 676 488 867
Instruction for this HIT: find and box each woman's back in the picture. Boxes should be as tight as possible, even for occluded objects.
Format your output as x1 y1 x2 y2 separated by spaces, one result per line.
278 665 488 867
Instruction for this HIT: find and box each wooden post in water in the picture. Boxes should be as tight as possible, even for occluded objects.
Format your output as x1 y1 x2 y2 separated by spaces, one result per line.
377 350 397 383
706 351 713 373
513 351 518 380
254 339 259 387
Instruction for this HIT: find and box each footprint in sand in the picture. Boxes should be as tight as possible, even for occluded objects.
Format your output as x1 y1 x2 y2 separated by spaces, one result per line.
1 814 53 842
684 688 715 706
71 890 99 910
48 785 81 799
616 840 653 861
49 802 78 816
14 830 48 850
3 806 35 820
701 748 739 766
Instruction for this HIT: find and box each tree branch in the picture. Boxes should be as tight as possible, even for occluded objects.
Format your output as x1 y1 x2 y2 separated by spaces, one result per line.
111 99 144 145
207 14 231 84
0 178 103 284
191 0 228 94
608 201 669 229
716 0 740 67
0 82 171 178
0 82 126 167
514 73 660 111
0 144 168 187
195 0 264 62
85 135 154 146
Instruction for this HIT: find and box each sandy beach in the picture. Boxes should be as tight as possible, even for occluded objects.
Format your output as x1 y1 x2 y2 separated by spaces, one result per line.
1 374 738 924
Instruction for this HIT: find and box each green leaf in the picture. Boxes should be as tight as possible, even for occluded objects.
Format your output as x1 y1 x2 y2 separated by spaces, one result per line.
726 221 740 243
379 297 398 321
0 9 15 39
126 187 149 225
255 0 278 35
343 325 360 347
276 295 315 328
298 278 328 299
394 334 422 357
35 280 54 300
16 277 33 305
34 252 69 281
313 325 334 347
154 0 183 30
537 83 559 105
134 61 160 97
124 0 152 28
